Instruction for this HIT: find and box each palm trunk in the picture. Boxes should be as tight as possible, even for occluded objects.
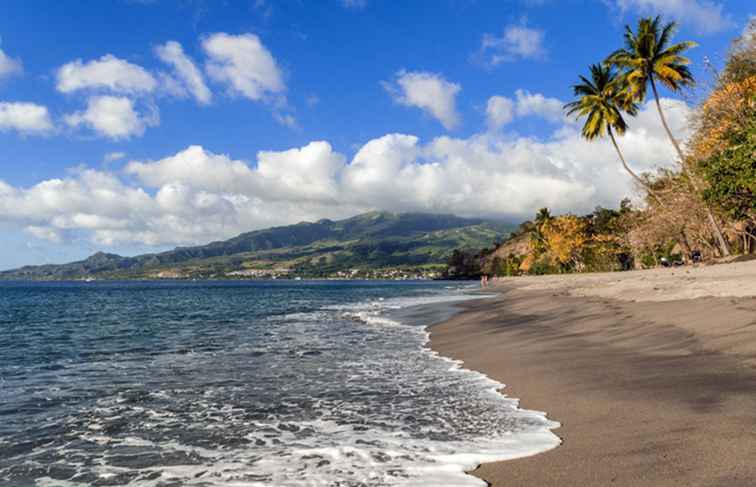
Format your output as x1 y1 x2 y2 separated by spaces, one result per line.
650 77 730 257
608 127 692 261
608 127 663 205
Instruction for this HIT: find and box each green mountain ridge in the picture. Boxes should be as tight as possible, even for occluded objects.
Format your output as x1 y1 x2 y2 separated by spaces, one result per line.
2 212 513 280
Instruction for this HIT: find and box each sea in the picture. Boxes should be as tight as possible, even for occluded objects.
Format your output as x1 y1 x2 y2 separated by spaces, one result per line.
0 280 559 487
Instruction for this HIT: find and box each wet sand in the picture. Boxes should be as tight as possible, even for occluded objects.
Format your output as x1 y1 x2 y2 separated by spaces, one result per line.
431 265 756 486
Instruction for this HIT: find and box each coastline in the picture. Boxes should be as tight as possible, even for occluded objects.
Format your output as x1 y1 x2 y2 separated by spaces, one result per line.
431 263 756 486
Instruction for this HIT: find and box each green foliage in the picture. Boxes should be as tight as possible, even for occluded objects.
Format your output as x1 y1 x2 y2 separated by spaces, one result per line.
581 246 629 272
500 254 523 276
528 258 562 276
488 254 522 277
594 199 632 225
640 253 658 268
699 97 756 221
444 249 484 279
636 240 683 268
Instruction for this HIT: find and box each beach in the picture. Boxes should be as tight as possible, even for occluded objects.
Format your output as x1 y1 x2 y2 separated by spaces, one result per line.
431 260 756 486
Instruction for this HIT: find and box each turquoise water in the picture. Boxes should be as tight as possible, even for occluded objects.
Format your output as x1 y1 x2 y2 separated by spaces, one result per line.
0 280 558 486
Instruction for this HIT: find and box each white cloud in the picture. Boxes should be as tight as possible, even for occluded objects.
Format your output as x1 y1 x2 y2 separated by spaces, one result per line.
0 102 54 135
610 0 732 34
25 225 62 243
384 70 461 130
202 33 285 102
155 41 211 104
486 90 564 129
0 48 22 80
104 152 127 163
514 89 564 122
480 20 546 65
125 141 345 204
56 54 157 94
486 96 515 129
64 95 158 139
125 145 258 194
273 111 298 128
0 98 692 249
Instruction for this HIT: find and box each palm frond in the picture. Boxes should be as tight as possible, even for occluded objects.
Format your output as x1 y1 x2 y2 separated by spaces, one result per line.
610 16 696 98
657 20 677 51
566 63 635 141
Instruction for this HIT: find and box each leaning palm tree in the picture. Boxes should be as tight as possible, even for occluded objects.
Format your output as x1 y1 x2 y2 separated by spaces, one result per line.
606 16 695 156
607 16 730 256
564 64 657 197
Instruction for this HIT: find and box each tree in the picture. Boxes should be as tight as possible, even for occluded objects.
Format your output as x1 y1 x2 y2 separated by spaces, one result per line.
607 16 730 256
541 215 589 270
694 24 756 254
535 207 552 226
700 117 756 221
530 207 552 253
564 64 660 198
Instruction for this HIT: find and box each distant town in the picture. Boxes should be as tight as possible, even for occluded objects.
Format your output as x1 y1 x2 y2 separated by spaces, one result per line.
139 266 446 281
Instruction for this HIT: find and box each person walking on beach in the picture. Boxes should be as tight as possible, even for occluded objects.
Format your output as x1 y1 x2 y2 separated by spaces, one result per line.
480 274 489 288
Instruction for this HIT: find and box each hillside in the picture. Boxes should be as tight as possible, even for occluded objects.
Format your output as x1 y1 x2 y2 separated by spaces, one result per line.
1 212 512 280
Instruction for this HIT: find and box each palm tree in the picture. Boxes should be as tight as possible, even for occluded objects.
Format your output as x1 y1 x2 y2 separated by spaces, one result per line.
535 208 552 227
607 16 730 256
606 16 695 156
564 64 659 199
532 207 553 252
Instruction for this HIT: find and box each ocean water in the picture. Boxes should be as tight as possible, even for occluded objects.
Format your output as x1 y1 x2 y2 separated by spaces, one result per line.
0 280 559 487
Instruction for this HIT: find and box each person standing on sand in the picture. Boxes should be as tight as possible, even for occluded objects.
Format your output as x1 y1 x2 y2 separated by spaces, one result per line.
479 256 489 288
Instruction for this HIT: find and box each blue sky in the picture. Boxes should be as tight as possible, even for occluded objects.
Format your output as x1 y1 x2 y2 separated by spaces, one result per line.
0 0 752 269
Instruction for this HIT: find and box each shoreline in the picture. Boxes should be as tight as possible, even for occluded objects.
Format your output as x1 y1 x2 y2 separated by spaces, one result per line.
430 262 756 486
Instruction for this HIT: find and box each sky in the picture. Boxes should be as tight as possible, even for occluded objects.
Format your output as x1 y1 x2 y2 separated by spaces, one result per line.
0 0 752 270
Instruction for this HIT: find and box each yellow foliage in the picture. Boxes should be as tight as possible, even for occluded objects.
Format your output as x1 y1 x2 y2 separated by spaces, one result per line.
541 215 588 267
691 75 756 159
519 254 535 273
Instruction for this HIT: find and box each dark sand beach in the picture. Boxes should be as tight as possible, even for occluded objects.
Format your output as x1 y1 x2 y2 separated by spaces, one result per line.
432 263 756 486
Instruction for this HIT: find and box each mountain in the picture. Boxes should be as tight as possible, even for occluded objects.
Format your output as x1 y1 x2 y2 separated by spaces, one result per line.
1 212 513 280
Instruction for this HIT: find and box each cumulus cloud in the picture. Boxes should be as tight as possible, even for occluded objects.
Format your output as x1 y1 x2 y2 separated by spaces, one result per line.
202 33 285 102
64 95 158 139
56 54 157 94
126 141 344 203
383 70 461 130
486 90 564 129
609 0 732 34
0 102 54 135
0 98 692 249
486 95 515 130
514 89 564 122
155 41 212 104
0 48 22 80
479 20 546 65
